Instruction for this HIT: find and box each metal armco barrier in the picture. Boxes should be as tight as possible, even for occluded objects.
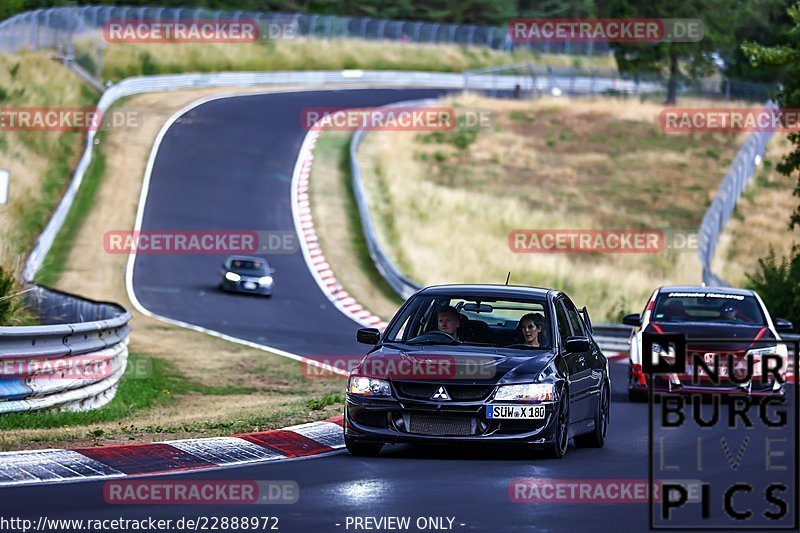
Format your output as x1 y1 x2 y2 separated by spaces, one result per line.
0 286 131 413
0 5 611 57
697 102 777 287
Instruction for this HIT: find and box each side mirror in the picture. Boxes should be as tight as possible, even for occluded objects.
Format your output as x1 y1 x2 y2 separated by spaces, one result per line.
565 335 590 353
775 318 794 332
622 313 642 327
269 267 276 274
356 327 381 345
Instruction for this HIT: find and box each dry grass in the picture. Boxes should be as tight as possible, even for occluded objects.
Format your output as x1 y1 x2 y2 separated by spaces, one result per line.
357 94 764 321
85 36 616 82
0 51 94 258
2 87 344 450
308 131 404 321
714 133 799 284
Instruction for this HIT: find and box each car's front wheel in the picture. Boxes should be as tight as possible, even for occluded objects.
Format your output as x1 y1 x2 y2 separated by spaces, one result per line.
344 434 384 457
575 380 609 448
543 393 569 459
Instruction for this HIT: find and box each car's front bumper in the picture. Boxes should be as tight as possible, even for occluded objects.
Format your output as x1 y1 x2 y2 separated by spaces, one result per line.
344 393 559 446
629 366 785 397
220 278 273 295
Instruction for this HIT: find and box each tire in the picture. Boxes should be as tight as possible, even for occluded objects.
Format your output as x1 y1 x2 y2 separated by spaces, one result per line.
575 381 609 448
628 388 647 402
344 434 384 457
543 393 569 459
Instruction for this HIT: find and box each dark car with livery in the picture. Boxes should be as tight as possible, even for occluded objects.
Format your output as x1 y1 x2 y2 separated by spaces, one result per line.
623 286 793 400
343 284 610 459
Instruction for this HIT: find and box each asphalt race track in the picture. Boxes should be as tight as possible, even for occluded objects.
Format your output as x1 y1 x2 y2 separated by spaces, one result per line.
129 88 451 358
3 89 796 532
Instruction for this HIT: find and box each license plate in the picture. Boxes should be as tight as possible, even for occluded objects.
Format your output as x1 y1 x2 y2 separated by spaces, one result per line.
242 281 257 290
486 404 546 419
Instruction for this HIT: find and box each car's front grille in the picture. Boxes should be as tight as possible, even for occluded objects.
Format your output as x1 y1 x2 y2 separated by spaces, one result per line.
407 413 476 436
394 382 495 401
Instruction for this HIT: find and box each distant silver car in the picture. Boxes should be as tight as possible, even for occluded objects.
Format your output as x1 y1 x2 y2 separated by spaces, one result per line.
218 255 274 296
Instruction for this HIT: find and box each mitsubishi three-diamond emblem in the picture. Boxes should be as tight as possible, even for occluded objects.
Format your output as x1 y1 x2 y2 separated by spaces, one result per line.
431 386 450 400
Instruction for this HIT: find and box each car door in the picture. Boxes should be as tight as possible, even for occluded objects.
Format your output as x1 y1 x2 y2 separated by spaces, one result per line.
555 298 593 422
563 298 602 416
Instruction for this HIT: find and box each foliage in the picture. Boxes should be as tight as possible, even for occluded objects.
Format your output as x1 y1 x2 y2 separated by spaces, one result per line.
746 245 800 330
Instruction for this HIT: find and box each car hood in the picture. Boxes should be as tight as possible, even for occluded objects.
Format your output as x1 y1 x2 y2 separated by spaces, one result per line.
356 345 556 385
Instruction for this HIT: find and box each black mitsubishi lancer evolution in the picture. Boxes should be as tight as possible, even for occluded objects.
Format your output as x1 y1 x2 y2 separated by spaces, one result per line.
343 284 610 459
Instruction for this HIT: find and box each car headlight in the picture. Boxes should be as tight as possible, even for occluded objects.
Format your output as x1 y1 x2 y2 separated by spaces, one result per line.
348 376 391 396
258 275 273 285
495 383 555 402
746 344 788 359
225 272 241 282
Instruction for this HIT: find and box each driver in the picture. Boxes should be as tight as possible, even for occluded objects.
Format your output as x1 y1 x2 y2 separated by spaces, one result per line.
437 306 462 340
721 302 740 321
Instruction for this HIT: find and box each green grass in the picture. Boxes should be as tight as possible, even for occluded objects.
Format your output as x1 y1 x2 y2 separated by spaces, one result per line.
306 393 344 411
0 354 253 432
34 136 105 286
319 132 404 308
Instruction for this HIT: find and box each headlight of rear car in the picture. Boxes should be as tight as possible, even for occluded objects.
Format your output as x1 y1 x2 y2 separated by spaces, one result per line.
348 376 391 396
746 344 788 360
494 383 555 402
225 272 241 282
258 275 273 285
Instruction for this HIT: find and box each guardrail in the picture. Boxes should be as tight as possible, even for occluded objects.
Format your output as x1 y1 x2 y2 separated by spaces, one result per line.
0 5 611 57
697 102 777 287
0 286 131 413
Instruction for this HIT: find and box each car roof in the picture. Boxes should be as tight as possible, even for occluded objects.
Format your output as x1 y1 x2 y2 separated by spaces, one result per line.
658 286 755 297
417 284 554 299
226 255 267 263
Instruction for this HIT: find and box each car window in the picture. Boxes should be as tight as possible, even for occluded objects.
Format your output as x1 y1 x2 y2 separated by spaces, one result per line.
554 300 571 349
652 292 766 325
384 293 551 350
563 299 585 336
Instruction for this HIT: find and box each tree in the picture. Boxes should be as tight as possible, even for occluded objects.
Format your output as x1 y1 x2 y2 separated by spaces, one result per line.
746 246 800 329
604 0 735 104
742 2 800 229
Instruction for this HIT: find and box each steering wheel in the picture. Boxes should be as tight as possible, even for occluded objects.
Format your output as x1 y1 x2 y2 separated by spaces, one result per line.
407 330 458 344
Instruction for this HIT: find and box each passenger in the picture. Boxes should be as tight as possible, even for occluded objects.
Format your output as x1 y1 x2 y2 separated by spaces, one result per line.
437 306 462 340
518 312 545 347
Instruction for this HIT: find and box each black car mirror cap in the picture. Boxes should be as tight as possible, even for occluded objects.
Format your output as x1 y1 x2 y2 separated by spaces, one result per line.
565 335 591 353
622 313 642 327
774 318 794 332
356 327 381 345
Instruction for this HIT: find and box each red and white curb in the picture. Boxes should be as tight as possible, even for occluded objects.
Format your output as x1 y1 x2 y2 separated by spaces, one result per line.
291 127 389 331
0 416 344 487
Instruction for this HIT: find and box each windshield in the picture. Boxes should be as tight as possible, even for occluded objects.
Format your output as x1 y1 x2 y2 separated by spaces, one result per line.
384 294 552 349
652 292 766 326
228 259 268 275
